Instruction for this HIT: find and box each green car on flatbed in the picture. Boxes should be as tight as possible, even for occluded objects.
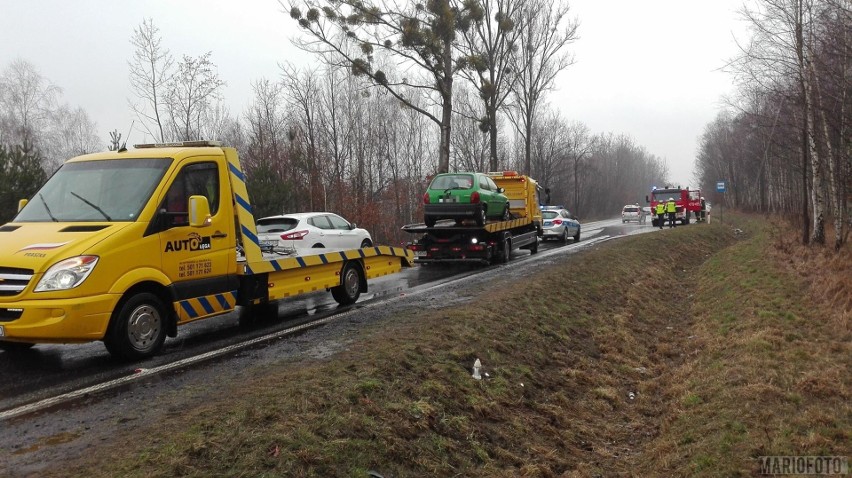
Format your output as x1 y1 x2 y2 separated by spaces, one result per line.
423 172 510 227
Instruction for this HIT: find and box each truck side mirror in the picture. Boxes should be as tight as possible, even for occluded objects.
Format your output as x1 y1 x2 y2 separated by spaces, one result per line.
188 195 212 227
18 199 28 212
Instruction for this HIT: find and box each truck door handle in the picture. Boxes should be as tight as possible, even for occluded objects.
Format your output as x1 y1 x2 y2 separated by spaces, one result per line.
212 231 228 239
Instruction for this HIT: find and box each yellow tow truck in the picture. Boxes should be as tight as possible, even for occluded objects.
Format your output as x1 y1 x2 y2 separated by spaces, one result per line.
0 141 413 360
403 171 543 264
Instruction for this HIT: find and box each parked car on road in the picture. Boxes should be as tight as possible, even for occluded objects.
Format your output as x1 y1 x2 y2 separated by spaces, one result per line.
622 204 642 223
256 212 372 253
423 172 510 227
540 206 581 243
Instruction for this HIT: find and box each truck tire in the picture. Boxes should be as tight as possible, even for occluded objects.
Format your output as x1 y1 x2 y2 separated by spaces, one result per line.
498 236 511 263
238 301 279 328
528 237 539 254
475 206 487 226
104 292 167 361
331 262 363 305
0 341 35 353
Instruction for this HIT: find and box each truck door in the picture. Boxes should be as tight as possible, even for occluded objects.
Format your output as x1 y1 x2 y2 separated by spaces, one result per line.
156 159 237 322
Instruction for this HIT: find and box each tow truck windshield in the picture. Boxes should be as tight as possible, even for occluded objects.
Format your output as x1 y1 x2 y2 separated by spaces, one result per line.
14 158 171 223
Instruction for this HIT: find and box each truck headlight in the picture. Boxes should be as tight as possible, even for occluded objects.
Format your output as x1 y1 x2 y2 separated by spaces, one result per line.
35 256 99 292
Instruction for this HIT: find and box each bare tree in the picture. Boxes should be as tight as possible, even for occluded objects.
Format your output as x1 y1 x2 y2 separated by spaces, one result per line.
0 59 101 170
165 52 225 141
0 59 61 148
242 78 294 217
289 0 484 174
47 105 101 170
458 0 524 170
128 18 173 143
564 120 595 216
451 84 490 171
529 109 569 200
281 62 323 210
508 0 578 175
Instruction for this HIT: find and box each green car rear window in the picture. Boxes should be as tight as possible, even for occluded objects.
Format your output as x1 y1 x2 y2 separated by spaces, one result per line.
429 174 474 190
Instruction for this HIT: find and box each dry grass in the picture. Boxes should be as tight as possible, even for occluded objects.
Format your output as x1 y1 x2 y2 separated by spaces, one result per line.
42 213 849 478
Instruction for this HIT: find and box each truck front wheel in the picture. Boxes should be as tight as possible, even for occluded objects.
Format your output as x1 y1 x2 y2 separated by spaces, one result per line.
331 262 363 305
0 341 35 353
105 292 168 361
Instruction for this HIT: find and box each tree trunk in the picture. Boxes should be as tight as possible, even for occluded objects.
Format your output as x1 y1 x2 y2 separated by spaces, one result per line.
437 40 453 174
524 119 532 176
803 61 825 244
489 107 498 172
801 115 810 245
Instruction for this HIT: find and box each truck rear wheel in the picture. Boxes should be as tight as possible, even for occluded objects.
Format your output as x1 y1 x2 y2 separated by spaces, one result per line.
475 206 487 226
331 262 363 305
498 236 511 263
105 292 167 361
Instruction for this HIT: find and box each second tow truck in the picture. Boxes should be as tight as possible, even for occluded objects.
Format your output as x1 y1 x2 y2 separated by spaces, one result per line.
404 171 543 265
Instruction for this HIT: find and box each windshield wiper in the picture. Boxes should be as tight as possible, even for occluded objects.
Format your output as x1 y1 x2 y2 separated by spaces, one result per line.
70 191 112 221
38 193 59 222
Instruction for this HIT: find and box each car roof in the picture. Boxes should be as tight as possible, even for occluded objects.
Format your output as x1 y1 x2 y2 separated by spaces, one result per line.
258 212 338 221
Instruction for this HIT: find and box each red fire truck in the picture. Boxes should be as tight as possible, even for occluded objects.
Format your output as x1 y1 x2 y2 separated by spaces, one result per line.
646 187 701 226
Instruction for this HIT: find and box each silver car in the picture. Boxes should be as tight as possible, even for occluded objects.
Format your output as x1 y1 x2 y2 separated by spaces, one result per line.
256 212 372 253
540 206 581 243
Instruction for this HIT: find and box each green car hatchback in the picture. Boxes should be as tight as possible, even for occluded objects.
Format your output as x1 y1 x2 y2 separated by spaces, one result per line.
423 172 510 227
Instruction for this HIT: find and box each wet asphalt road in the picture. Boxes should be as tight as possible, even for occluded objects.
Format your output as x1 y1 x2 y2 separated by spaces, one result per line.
0 217 659 417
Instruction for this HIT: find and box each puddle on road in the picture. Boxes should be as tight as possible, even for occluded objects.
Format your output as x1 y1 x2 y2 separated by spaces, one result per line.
12 430 81 455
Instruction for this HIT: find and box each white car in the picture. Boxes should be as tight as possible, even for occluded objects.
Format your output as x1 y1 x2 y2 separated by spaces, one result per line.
256 212 372 253
622 205 641 223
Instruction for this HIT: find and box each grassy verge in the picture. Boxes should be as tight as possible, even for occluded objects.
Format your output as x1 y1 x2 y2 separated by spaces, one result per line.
635 216 850 476
55 214 849 477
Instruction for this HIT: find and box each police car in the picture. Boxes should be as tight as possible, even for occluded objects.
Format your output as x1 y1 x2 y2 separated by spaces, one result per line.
540 206 581 243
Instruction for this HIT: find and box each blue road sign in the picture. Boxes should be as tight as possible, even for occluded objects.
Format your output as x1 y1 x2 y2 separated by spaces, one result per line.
716 181 726 193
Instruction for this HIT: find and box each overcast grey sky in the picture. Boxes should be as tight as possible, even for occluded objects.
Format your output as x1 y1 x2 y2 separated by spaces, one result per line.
1 0 747 187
